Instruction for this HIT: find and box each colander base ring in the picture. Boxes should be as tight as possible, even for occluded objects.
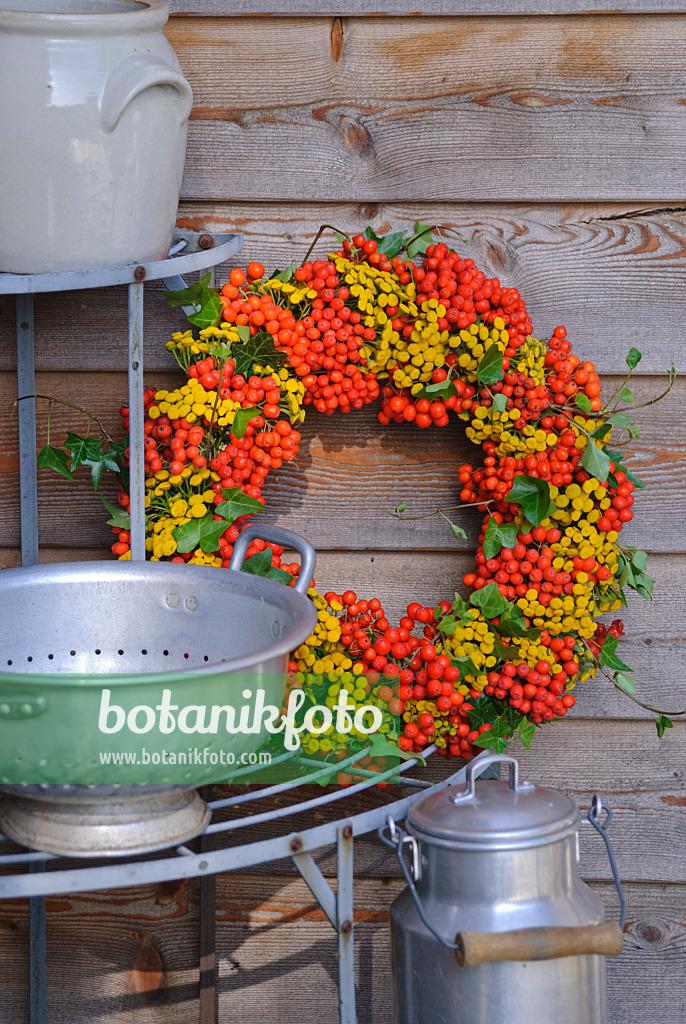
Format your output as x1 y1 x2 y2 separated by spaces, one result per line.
0 786 211 857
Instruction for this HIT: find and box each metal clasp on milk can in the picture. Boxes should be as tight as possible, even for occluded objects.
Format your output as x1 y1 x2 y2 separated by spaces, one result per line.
380 753 626 1024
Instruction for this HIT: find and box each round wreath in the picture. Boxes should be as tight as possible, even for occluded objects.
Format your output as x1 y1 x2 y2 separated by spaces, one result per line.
43 225 675 775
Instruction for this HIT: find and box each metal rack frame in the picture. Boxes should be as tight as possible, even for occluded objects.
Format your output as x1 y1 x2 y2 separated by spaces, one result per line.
0 235 483 1024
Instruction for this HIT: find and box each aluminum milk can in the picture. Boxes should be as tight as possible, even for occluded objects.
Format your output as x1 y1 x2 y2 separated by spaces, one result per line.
383 753 624 1024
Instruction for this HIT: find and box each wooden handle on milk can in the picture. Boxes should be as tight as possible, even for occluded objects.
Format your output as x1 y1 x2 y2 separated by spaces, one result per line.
455 921 624 967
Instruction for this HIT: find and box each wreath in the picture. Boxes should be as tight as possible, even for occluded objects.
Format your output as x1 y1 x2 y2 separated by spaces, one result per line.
39 224 678 778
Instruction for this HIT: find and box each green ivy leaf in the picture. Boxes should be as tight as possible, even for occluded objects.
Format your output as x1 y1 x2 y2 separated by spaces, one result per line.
450 522 467 542
607 412 634 429
471 716 513 753
165 271 211 307
231 406 262 440
240 548 293 583
491 634 515 662
465 695 503 728
173 513 229 554
598 635 632 673
574 393 593 414
406 222 434 260
232 330 287 378
377 231 407 259
621 387 634 403
656 714 674 739
475 345 504 386
492 393 508 413
469 581 506 620
483 516 519 560
453 656 480 680
187 287 223 330
437 614 457 636
101 497 130 531
271 262 297 283
83 454 120 491
505 475 555 527
214 487 264 524
416 379 458 399
605 449 645 489
37 444 73 480
367 732 423 764
581 441 612 484
518 718 537 750
64 432 103 472
592 422 613 441
615 672 637 694
626 348 642 369
364 226 383 243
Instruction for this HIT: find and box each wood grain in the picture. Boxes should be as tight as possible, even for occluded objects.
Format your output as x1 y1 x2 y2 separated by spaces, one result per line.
168 2 686 15
1 877 683 1024
161 16 686 202
2 203 686 374
0 371 681 552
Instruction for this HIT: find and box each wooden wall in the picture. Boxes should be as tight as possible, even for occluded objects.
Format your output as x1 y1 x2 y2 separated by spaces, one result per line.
1 3 685 1022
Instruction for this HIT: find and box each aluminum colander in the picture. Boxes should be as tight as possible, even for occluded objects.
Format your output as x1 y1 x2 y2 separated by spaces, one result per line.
0 524 316 855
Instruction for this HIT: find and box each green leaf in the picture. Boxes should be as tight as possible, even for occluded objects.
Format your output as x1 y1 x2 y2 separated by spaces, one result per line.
450 522 467 542
491 634 515 662
271 262 297 283
656 714 674 739
214 487 264 525
83 455 119 491
64 432 103 472
173 513 229 554
494 618 542 640
483 516 519 560
165 271 211 308
581 441 612 484
592 422 612 441
469 581 506 620
475 345 504 386
187 287 223 330
615 672 637 694
364 226 383 243
626 348 642 369
437 614 457 636
37 444 73 480
232 330 287 378
241 549 292 584
605 449 645 489
607 413 633 429
232 406 262 440
418 380 458 398
574 393 593 414
518 718 537 750
101 497 130 531
492 393 508 413
453 656 480 680
235 324 251 344
395 502 407 514
377 231 406 259
465 695 503 728
621 387 634 403
366 732 423 764
505 475 555 527
406 222 434 260
598 635 632 673
471 716 513 753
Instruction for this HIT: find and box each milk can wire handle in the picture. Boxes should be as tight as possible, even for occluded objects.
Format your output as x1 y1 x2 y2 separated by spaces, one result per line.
378 815 461 951
228 524 317 597
588 795 626 929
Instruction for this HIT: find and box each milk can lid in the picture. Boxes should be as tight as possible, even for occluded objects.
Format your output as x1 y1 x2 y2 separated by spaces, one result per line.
408 753 580 850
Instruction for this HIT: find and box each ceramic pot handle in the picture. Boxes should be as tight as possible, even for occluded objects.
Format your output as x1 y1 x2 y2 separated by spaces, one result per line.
100 55 193 134
455 921 624 967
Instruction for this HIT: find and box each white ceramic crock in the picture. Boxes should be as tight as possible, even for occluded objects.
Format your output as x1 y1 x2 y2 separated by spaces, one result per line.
0 0 193 273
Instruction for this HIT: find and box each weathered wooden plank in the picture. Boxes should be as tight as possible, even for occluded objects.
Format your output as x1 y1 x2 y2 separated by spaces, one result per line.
169 2 686 14
1 203 684 374
0 372 682 552
2 876 681 1024
161 16 686 201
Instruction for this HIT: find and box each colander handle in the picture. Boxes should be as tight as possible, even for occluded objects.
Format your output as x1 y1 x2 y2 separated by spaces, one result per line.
228 525 316 597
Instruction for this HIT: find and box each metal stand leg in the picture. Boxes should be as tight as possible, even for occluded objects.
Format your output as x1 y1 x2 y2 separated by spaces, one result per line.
16 294 38 567
337 824 356 1024
199 786 217 1024
29 865 46 1024
127 281 145 561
